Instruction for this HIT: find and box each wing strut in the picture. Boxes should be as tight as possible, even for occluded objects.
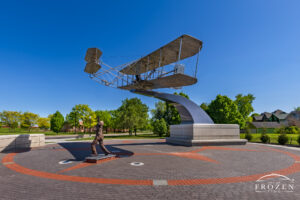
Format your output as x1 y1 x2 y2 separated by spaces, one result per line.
177 36 183 63
194 46 200 78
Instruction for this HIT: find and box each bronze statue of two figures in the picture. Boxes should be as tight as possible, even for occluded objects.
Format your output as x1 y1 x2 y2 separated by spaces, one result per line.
84 34 246 153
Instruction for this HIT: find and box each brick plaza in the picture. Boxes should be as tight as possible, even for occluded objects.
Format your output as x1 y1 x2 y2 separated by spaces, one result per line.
1 139 300 200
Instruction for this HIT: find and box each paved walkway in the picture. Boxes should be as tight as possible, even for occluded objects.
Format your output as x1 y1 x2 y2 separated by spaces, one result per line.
45 132 152 143
1 139 300 199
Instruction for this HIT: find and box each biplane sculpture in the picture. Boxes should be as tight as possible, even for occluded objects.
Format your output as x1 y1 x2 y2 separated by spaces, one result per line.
84 34 213 124
84 34 246 146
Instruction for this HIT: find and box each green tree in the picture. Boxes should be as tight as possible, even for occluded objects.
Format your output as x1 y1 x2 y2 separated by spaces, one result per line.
151 101 166 122
234 94 255 123
152 118 167 137
38 117 50 130
164 102 181 125
251 113 260 117
83 111 97 132
206 95 246 128
95 110 112 133
66 112 79 132
50 111 64 133
0 111 21 131
150 92 190 135
200 103 208 112
66 104 96 133
294 107 300 111
250 113 259 122
110 110 121 133
143 119 153 131
163 92 190 126
21 112 39 132
165 92 190 125
175 92 190 99
117 98 149 135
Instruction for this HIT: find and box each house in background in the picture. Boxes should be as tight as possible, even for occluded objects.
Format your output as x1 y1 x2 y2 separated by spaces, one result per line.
248 121 286 130
272 109 289 122
287 111 300 127
249 109 298 129
253 110 289 123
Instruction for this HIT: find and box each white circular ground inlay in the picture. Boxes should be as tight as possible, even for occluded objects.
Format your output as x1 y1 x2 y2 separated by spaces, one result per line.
130 162 144 166
58 160 73 165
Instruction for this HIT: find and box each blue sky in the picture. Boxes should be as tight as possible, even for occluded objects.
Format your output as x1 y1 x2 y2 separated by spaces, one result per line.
0 0 299 117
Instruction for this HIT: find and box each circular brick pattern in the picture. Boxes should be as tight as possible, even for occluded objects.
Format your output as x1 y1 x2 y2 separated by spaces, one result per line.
2 140 300 186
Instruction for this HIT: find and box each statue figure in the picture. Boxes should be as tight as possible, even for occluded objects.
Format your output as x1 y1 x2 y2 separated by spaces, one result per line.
91 120 111 156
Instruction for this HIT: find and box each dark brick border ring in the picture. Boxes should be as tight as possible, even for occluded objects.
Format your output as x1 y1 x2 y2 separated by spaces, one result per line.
2 146 300 186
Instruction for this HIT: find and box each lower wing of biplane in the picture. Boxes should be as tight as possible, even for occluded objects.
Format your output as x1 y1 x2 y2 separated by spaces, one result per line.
118 73 197 90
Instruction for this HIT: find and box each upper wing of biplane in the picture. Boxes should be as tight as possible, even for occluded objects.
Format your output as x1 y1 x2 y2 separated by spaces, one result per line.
120 34 202 75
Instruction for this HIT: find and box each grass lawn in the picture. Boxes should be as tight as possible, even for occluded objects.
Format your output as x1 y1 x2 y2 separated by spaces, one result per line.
71 134 165 141
240 133 300 146
0 130 84 136
0 127 69 135
0 127 152 136
2 127 299 147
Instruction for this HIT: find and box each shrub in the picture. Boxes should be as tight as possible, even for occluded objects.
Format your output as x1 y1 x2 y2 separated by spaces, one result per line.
245 133 252 141
275 126 285 134
275 126 299 135
260 134 270 143
285 126 299 134
297 135 300 146
278 134 289 145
